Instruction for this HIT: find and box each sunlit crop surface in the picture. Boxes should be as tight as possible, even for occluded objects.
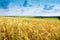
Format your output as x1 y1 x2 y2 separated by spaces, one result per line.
0 17 60 40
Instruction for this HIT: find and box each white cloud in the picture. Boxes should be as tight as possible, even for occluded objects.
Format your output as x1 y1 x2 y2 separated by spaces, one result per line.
0 3 60 16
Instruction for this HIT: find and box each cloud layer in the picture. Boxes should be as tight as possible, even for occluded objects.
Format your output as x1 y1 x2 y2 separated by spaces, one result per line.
0 0 60 16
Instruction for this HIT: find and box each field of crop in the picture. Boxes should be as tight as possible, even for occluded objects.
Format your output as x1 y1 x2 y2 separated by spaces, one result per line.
0 17 60 40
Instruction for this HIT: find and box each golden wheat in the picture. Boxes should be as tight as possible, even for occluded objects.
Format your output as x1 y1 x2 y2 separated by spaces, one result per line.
0 17 60 40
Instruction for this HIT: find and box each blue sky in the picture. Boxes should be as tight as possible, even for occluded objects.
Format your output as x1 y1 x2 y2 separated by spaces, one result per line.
41 0 60 4
0 0 60 8
0 0 60 16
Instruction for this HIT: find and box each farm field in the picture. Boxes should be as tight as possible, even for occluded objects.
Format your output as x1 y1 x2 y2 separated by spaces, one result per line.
0 17 60 40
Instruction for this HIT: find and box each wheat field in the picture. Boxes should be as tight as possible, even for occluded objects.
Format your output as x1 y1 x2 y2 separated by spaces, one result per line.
0 17 60 40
